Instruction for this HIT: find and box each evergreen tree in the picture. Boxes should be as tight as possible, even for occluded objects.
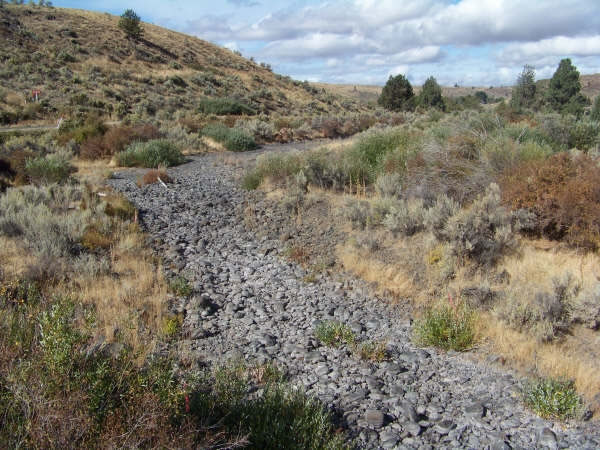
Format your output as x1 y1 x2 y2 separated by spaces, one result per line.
378 74 414 111
510 65 536 110
591 95 600 122
546 58 588 115
118 9 143 40
419 76 444 110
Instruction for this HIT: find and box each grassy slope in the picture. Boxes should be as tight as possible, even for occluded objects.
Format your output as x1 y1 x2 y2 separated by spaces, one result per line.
0 5 364 123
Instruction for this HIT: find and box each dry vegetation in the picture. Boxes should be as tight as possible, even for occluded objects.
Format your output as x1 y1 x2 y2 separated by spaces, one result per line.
0 4 366 126
245 108 600 412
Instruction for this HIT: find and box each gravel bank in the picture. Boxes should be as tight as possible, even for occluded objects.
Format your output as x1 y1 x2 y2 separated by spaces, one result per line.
109 151 598 450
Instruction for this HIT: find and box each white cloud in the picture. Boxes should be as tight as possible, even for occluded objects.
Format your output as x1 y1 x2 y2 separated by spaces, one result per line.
499 36 600 64
223 41 240 52
147 0 600 85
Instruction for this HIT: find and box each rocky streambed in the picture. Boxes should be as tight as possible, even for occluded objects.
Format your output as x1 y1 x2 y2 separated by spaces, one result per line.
109 150 598 450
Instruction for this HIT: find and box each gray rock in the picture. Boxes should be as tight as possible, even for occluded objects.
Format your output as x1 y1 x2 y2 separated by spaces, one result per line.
537 427 558 449
465 402 486 418
365 409 385 428
434 420 456 435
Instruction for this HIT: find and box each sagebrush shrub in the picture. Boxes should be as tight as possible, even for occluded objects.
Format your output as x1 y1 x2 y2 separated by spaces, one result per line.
383 198 426 236
282 170 308 215
343 199 370 230
443 183 517 266
374 172 402 198
25 152 74 185
497 273 579 341
423 194 460 240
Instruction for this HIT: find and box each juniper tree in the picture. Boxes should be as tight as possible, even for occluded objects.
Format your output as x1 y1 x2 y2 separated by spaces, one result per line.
378 74 415 111
546 58 588 116
419 76 445 110
118 9 143 40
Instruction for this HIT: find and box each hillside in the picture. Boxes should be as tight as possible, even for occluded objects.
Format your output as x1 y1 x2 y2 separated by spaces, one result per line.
0 5 364 125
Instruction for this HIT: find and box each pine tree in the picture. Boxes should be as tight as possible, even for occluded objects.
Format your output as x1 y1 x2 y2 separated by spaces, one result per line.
378 74 414 111
118 9 143 40
419 76 444 110
510 65 536 110
591 95 600 122
546 58 588 115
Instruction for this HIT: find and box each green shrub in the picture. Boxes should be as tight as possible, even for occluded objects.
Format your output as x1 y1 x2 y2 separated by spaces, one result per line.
241 170 263 190
201 123 257 152
523 378 585 420
315 321 356 348
413 298 477 351
348 127 415 178
354 340 387 362
197 98 255 115
224 128 257 151
39 297 85 379
191 363 347 449
251 151 303 182
116 139 184 168
168 276 192 297
25 152 74 185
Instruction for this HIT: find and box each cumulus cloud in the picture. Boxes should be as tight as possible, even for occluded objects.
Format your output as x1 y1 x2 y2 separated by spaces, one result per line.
499 36 600 64
181 0 600 85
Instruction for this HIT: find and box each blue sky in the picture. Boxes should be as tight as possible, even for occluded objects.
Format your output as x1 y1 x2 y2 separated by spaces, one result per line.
53 1 600 86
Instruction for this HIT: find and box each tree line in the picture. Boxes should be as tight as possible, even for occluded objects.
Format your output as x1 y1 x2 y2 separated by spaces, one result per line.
379 58 600 119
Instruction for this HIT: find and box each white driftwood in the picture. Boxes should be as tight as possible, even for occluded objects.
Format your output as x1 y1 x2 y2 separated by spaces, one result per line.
157 177 169 189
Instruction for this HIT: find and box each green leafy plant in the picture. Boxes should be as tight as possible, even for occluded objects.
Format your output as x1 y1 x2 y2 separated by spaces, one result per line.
315 320 356 348
168 275 192 297
116 139 184 168
201 123 257 152
354 340 387 362
523 378 585 420
413 296 477 351
197 98 255 115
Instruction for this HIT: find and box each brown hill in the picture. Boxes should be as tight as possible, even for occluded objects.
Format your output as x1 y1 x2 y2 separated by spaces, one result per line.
0 5 364 125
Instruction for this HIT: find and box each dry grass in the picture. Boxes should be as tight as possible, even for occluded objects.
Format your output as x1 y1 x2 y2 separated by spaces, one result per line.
0 236 38 279
138 169 173 186
201 136 227 152
337 242 416 300
483 317 600 407
75 233 167 353
73 158 119 185
330 188 600 410
72 158 167 353
499 244 599 295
